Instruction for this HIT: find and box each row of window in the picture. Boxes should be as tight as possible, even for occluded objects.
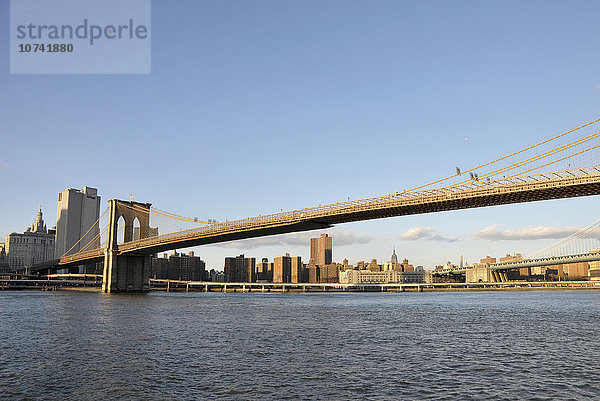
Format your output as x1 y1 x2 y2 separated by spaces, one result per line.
9 236 54 244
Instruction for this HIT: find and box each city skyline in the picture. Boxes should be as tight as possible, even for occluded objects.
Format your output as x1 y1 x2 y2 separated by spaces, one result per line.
2 1 600 270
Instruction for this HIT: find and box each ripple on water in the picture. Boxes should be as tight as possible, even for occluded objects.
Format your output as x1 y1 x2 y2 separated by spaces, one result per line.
0 291 599 400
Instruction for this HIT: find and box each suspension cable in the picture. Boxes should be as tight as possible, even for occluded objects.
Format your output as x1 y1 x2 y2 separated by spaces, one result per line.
405 117 600 193
61 207 108 257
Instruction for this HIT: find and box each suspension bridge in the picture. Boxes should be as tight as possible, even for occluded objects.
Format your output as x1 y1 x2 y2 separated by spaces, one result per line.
32 118 600 292
432 199 600 279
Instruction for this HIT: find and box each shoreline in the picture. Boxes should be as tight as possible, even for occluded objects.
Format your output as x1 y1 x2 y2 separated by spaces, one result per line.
2 280 599 293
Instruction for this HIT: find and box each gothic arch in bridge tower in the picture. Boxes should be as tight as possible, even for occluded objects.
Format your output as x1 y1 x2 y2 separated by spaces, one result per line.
107 200 152 248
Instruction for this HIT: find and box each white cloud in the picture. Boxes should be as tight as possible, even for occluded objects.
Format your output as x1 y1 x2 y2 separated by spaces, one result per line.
472 225 586 241
398 227 457 243
210 230 373 249
0 158 10 171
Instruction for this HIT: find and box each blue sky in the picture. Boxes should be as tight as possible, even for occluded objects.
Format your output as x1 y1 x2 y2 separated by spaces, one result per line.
2 0 600 269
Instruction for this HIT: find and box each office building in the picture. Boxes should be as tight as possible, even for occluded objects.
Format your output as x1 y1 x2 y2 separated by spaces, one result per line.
5 208 55 271
305 260 319 283
256 258 273 282
272 254 304 283
0 243 8 273
209 269 225 282
368 259 381 272
291 256 303 283
274 253 292 283
563 262 589 279
54 187 101 258
401 266 425 283
310 233 332 266
319 263 340 283
339 269 398 284
224 254 255 282
399 258 414 272
588 250 600 280
480 256 497 265
499 253 528 277
150 251 206 281
151 255 169 279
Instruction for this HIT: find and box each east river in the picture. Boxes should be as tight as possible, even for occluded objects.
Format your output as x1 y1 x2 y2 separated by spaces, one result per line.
1 290 599 400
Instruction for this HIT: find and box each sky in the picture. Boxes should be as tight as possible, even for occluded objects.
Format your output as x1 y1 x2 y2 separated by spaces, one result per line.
2 0 600 270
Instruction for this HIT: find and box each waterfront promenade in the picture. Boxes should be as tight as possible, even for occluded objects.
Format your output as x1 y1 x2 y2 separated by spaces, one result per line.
2 276 600 292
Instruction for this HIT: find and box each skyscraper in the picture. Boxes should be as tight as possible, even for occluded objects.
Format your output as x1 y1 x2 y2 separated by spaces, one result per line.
54 187 101 258
291 256 303 283
310 233 332 265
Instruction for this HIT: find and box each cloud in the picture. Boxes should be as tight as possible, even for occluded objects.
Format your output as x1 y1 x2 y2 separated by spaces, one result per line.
0 158 10 171
210 230 373 250
472 225 584 241
398 227 457 243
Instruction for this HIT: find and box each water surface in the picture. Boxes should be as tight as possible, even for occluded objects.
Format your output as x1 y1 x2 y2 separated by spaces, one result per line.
1 290 599 400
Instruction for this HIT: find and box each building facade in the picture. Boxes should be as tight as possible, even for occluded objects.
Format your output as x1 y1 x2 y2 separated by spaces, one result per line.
274 254 292 283
0 243 8 273
291 256 303 283
401 266 425 283
150 251 206 281
319 264 340 283
256 258 273 282
5 208 55 272
339 269 399 284
224 254 256 282
54 187 101 258
310 233 332 266
305 260 319 283
562 262 589 279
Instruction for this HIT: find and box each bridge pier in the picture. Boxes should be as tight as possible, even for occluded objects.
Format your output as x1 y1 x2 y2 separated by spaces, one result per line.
102 251 150 293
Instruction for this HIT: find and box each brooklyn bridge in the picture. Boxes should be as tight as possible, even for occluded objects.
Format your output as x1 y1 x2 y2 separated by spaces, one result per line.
32 118 600 292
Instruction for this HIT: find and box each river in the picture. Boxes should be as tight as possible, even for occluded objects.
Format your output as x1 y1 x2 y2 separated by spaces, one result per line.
1 290 599 400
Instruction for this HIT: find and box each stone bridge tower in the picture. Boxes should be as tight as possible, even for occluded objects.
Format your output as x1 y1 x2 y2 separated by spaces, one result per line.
102 199 152 293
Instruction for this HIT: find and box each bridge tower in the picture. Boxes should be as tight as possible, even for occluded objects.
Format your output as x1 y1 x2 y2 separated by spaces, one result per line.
102 199 152 293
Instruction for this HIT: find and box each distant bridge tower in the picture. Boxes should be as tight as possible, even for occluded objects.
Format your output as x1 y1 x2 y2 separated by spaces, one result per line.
102 199 152 293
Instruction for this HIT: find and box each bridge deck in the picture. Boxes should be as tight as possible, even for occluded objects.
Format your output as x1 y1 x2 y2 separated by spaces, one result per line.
54 167 600 268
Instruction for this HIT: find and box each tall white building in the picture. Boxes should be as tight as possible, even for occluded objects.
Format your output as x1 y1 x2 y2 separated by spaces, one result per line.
54 187 101 258
5 207 56 271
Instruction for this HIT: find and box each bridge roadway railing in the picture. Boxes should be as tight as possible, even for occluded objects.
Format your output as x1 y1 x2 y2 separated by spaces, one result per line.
491 251 600 270
431 267 468 276
116 166 600 253
431 252 600 276
59 166 600 261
